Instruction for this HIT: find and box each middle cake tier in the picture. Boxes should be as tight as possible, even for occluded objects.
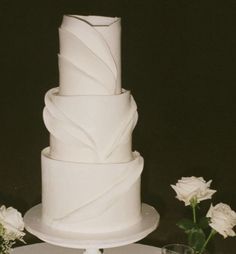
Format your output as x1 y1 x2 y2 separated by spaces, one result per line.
43 88 138 163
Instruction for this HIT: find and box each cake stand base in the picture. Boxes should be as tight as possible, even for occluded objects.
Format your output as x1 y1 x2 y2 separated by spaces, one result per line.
13 243 161 254
83 249 102 254
24 203 159 250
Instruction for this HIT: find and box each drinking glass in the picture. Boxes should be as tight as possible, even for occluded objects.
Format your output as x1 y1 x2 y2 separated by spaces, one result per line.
161 244 194 254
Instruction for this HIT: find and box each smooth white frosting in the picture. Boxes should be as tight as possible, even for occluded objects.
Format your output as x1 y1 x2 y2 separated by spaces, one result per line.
59 15 121 95
42 148 143 233
41 15 143 234
44 88 137 163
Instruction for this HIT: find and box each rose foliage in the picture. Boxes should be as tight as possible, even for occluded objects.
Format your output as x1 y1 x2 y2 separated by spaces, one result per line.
0 205 25 254
171 176 236 254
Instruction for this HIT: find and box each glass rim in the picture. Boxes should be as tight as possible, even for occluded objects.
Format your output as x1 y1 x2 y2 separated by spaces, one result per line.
162 243 194 252
162 243 194 248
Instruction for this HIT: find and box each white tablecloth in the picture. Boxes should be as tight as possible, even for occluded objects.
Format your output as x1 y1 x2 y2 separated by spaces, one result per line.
13 243 161 254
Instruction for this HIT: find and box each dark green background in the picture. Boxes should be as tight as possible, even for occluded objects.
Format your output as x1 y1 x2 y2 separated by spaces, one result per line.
1 0 236 253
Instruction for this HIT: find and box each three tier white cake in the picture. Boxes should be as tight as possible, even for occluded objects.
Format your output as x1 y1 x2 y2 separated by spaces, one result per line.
25 15 159 242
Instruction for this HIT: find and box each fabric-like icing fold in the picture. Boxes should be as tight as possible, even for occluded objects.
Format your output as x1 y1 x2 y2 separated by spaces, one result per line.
42 147 143 232
44 88 138 163
41 15 144 234
59 15 121 95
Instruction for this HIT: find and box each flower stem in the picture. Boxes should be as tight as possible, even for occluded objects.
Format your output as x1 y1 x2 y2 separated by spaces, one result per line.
191 198 197 223
199 229 216 254
192 203 196 223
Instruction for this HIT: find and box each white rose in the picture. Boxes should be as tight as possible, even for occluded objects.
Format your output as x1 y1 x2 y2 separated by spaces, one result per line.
171 176 216 206
0 205 25 240
207 203 236 238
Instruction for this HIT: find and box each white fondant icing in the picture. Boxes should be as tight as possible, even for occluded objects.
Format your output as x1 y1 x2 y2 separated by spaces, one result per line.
43 88 138 163
59 15 121 95
42 148 143 233
41 15 145 234
59 55 111 95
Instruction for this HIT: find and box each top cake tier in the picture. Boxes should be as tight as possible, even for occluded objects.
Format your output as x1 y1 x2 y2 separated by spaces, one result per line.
59 15 121 95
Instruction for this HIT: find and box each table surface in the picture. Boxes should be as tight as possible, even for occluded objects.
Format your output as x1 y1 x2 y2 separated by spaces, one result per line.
13 243 161 254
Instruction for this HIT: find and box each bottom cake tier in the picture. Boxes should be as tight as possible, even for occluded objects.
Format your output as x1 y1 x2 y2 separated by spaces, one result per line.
41 147 144 233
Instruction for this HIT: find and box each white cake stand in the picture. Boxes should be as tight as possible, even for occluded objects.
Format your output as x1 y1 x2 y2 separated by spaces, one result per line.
24 203 159 254
13 243 161 254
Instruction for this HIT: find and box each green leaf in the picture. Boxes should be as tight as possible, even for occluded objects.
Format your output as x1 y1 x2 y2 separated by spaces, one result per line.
188 227 206 253
198 217 210 229
177 218 195 232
